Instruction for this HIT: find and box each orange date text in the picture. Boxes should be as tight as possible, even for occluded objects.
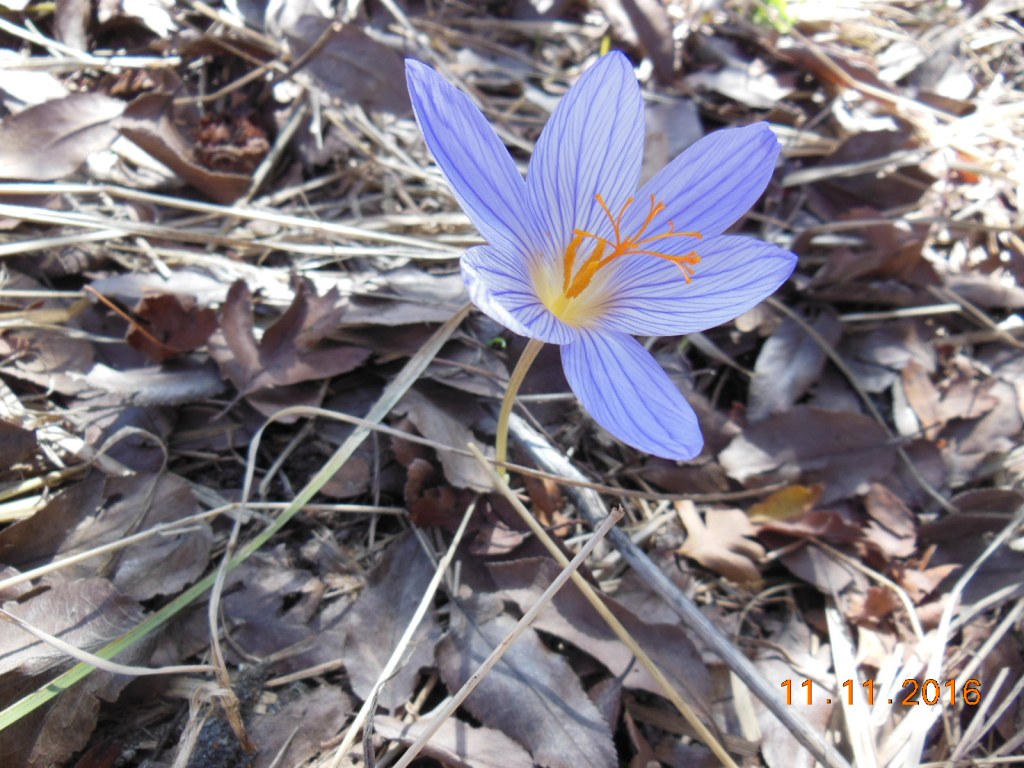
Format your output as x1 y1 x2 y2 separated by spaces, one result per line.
780 678 981 707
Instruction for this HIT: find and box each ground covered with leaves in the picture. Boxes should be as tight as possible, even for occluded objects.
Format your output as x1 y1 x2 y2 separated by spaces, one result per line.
0 1 1022 767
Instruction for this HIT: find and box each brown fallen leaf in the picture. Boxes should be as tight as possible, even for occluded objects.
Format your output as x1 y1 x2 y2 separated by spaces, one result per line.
840 320 936 394
753 614 834 768
221 548 321 661
0 420 35 472
748 309 842 422
118 93 251 204
900 359 943 439
487 557 715 706
675 502 765 585
0 578 145 768
593 0 675 84
284 17 410 114
54 0 90 50
807 213 935 289
862 483 917 560
341 532 440 712
248 686 351 768
123 293 218 362
0 93 125 180
375 713 534 768
209 278 370 413
437 592 617 768
719 406 897 503
0 471 210 601
919 511 1024 610
748 484 824 522
344 268 468 327
394 383 490 491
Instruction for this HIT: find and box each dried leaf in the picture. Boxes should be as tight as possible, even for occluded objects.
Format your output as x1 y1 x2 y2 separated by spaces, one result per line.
840 320 936 394
394 384 490 490
284 18 410 114
687 60 793 109
209 278 369 405
118 93 250 204
342 532 440 712
54 0 91 50
675 502 765 585
0 93 124 181
920 511 1024 609
437 593 616 768
344 269 468 326
748 309 842 421
0 471 210 601
81 360 225 406
754 642 833 768
593 0 675 83
748 484 824 522
125 293 218 362
899 359 943 438
221 549 321 660
0 420 36 470
862 483 917 559
720 406 897 503
249 687 351 768
750 611 834 764
487 558 714 705
0 579 145 768
375 714 534 768
640 98 702 186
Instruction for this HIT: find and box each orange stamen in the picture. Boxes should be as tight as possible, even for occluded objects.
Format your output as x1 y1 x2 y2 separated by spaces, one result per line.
561 194 702 299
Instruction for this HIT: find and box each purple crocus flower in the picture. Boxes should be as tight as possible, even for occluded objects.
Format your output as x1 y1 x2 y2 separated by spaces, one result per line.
405 52 797 460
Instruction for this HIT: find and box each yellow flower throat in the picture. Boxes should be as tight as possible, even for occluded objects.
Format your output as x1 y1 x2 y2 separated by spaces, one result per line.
535 194 702 327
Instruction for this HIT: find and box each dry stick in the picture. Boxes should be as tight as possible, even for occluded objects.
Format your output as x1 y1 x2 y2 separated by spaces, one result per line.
390 505 625 768
327 500 479 768
469 444 738 768
508 414 852 768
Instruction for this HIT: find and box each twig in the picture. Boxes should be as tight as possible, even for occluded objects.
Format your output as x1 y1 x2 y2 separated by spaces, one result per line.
508 413 853 768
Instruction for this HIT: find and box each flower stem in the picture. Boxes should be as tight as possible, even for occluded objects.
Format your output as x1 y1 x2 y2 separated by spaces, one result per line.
495 338 544 477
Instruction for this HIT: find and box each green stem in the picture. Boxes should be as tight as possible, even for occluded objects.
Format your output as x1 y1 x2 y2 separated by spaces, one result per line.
495 338 544 476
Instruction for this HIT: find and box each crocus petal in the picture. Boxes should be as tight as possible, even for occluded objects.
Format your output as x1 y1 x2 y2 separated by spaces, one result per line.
406 60 539 256
561 331 702 459
527 52 644 255
462 246 579 344
597 236 797 336
624 123 780 240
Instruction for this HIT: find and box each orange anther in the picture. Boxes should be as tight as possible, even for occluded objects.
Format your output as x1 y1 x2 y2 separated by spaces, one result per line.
561 194 702 299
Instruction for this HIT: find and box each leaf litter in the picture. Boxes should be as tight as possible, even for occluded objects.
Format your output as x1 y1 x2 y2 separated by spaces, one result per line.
0 1 1022 766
